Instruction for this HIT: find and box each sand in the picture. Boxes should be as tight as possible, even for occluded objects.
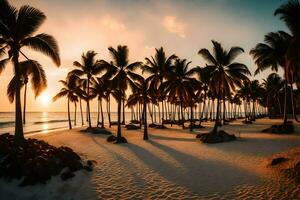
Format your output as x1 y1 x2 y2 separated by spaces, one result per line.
0 118 300 200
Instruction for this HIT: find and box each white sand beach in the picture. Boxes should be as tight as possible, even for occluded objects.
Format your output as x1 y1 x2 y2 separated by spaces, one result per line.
0 118 300 200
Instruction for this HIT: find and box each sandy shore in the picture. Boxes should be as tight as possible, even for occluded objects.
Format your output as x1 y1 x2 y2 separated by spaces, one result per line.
0 118 300 199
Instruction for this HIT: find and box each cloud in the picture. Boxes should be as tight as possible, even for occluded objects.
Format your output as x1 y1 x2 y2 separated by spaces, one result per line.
101 15 126 31
163 15 186 38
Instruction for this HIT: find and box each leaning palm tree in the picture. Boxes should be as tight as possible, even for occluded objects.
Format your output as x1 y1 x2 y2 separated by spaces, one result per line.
7 60 47 125
250 31 292 125
163 59 198 130
53 79 78 129
69 51 103 128
143 47 177 126
0 0 60 144
101 45 142 143
199 40 250 135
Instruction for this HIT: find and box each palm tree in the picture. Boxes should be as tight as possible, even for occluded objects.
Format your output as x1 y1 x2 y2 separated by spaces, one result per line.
69 51 103 128
275 0 300 121
196 66 210 124
101 45 142 143
68 74 87 126
53 79 78 129
0 0 60 144
262 73 284 116
7 60 47 125
143 47 177 126
128 76 151 139
198 40 250 134
163 59 198 130
90 76 106 128
249 80 264 120
250 31 292 125
238 81 251 120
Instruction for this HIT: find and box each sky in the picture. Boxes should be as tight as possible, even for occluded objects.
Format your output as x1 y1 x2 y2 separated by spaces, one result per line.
0 0 288 112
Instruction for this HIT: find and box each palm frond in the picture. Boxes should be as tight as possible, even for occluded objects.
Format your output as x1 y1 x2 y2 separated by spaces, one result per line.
22 33 60 66
198 48 217 65
52 89 68 102
16 5 46 39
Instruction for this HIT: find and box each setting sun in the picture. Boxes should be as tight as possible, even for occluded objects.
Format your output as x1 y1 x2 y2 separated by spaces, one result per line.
39 92 51 106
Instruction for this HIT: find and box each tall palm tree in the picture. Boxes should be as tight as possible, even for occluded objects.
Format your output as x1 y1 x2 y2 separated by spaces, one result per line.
7 60 47 125
53 79 78 129
68 51 104 128
163 59 198 130
199 40 250 134
143 47 177 126
90 76 106 128
249 80 263 120
101 45 142 143
0 0 60 144
275 0 300 121
250 31 292 125
262 73 284 116
196 66 210 124
128 76 151 139
68 74 87 126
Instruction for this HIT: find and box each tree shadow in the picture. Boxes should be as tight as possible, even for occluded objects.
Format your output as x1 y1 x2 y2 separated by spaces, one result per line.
124 140 262 195
148 134 195 142
205 135 300 157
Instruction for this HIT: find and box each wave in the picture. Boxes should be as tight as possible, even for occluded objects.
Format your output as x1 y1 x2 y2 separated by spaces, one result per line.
34 119 71 124
0 121 15 127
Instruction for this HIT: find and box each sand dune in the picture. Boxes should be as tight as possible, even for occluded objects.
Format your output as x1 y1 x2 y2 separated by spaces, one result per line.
0 118 299 199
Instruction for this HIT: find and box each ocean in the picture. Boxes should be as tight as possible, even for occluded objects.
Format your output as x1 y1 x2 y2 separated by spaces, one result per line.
0 112 133 135
0 111 244 135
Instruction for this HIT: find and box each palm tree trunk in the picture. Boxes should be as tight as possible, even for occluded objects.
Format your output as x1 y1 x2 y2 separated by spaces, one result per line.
107 95 111 127
79 99 84 126
162 100 165 126
68 99 72 129
87 77 92 128
13 52 24 145
212 81 221 134
117 95 122 143
290 83 299 122
97 99 100 127
180 100 185 129
148 104 154 124
100 98 104 128
158 103 161 124
189 101 194 132
206 98 210 119
143 100 148 140
23 83 27 125
122 94 125 125
283 79 288 125
200 89 207 124
252 100 256 120
74 102 77 126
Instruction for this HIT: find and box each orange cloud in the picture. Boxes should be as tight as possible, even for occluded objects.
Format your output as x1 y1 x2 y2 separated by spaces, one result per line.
163 16 186 38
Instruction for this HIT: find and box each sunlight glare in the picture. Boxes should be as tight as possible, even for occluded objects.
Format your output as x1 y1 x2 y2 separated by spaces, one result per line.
39 92 51 106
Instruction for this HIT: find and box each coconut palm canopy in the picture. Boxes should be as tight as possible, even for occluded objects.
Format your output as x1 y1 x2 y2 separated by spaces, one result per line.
0 0 290 113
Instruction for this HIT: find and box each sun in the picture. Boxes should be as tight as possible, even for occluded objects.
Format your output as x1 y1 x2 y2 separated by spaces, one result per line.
39 92 51 106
